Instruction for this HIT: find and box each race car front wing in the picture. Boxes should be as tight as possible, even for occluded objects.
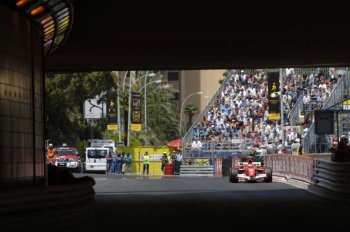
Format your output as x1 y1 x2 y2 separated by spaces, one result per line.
237 173 267 181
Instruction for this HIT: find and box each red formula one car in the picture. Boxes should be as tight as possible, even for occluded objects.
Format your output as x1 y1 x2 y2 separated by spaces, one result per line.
229 156 272 183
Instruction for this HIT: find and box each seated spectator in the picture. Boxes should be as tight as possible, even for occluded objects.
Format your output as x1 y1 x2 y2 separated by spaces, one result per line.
191 136 202 150
193 126 200 138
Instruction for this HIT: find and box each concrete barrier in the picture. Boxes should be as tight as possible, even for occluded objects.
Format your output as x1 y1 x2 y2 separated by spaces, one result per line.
0 176 96 231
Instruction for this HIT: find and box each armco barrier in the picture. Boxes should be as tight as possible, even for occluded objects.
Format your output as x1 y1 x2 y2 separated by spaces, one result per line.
265 154 350 199
313 159 350 193
0 177 95 231
180 165 214 177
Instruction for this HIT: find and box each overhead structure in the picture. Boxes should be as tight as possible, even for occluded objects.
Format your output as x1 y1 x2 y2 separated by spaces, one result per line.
4 0 73 56
42 1 350 72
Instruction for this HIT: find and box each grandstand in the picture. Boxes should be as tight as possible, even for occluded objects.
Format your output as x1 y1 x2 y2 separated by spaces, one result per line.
182 67 350 165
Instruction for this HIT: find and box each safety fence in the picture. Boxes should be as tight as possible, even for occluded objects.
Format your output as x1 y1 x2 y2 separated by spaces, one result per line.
263 154 350 196
183 149 251 159
264 155 314 183
184 139 252 151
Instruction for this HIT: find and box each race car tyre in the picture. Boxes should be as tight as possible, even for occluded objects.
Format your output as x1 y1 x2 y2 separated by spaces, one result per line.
264 167 272 182
229 168 238 183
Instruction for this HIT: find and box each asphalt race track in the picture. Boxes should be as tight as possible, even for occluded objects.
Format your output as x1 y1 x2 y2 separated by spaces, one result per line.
73 174 350 232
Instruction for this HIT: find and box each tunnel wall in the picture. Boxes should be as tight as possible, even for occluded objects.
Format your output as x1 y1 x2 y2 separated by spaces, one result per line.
0 5 44 184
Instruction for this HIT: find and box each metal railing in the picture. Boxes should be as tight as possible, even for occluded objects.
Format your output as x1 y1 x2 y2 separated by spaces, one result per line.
183 139 253 159
303 101 324 112
182 70 235 144
290 95 303 126
303 70 348 153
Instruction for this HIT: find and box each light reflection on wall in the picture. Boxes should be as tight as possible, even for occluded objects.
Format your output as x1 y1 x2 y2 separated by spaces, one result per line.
0 4 44 184
4 0 73 56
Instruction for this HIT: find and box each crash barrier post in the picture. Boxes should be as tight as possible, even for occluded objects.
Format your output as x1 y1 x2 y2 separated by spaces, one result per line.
313 159 350 193
0 177 95 231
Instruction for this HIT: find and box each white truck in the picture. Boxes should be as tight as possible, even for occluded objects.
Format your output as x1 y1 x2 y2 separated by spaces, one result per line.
88 139 116 153
84 147 109 174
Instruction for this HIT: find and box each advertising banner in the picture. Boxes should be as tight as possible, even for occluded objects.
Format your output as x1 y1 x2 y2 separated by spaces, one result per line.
107 98 118 130
131 92 142 131
267 72 281 120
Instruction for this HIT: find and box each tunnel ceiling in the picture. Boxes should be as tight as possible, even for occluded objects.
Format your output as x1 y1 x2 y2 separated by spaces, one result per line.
45 1 350 72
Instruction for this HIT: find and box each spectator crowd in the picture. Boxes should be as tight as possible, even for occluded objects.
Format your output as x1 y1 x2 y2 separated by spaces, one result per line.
186 68 343 155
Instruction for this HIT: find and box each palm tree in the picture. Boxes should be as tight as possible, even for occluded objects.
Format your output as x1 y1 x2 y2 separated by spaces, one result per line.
122 71 180 146
184 102 199 131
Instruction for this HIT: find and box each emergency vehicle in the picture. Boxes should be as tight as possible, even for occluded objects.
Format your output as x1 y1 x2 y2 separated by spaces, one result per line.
53 144 81 172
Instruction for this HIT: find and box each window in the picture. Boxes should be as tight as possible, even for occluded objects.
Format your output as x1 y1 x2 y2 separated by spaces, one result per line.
87 149 107 158
168 72 179 81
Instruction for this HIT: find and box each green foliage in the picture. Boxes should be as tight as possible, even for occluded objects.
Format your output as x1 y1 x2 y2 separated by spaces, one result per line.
184 102 199 128
45 72 116 146
45 71 179 147
75 139 88 157
137 72 180 145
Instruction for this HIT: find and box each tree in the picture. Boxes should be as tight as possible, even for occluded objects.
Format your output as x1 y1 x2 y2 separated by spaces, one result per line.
184 102 199 130
132 71 179 145
45 72 116 146
45 71 180 147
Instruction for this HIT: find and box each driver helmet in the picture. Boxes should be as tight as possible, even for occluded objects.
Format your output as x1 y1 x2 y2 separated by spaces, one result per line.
340 135 349 144
49 144 53 148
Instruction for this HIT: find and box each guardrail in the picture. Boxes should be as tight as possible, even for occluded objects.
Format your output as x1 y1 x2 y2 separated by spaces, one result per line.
180 165 214 177
264 154 350 200
313 158 350 193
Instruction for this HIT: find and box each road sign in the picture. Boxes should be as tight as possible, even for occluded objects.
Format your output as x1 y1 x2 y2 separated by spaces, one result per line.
84 98 106 119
